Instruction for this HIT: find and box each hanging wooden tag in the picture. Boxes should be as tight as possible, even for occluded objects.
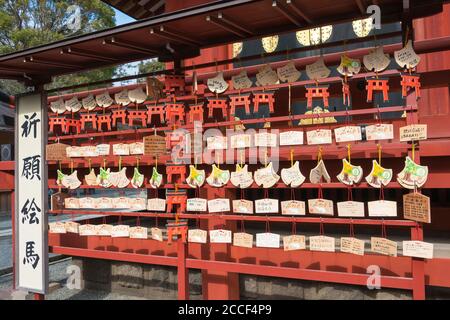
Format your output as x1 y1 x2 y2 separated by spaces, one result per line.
233 232 254 248
150 227 163 241
79 197 96 209
96 197 113 209
144 135 166 156
340 237 365 256
337 55 361 77
129 198 147 211
206 136 228 150
64 197 80 209
337 201 365 217
306 129 332 145
371 237 397 256
368 200 397 217
254 163 280 188
402 240 433 259
394 40 421 70
232 199 254 214
115 89 130 106
309 235 336 252
255 199 279 214
96 224 113 236
51 192 69 211
131 167 144 188
50 99 66 114
188 229 208 243
306 57 331 81
308 199 334 216
277 62 301 83
46 143 69 161
334 126 362 143
187 198 207 212
403 193 431 223
309 160 331 184
254 132 277 147
96 92 114 108
365 124 394 141
147 198 166 212
281 200 306 216
231 71 253 89
65 96 82 113
112 197 130 210
399 124 427 142
206 164 230 187
397 157 428 189
82 94 97 111
130 226 148 239
365 160 393 188
113 143 130 156
283 235 306 251
129 142 145 155
281 161 306 188
256 64 279 86
256 233 280 248
210 229 232 243
363 46 391 72
128 87 147 104
336 159 363 186
207 72 229 93
208 198 230 213
231 134 251 148
279 131 303 146
111 225 130 238
230 164 253 189
65 221 80 234
49 222 67 234
95 143 110 156
79 224 97 236
186 165 206 188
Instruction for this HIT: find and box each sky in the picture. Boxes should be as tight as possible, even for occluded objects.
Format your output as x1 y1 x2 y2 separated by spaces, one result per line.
113 9 139 80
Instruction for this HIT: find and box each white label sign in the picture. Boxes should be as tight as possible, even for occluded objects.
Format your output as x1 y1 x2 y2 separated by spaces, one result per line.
187 198 208 212
309 236 336 252
306 129 332 145
209 229 232 243
337 201 365 218
402 241 433 259
281 200 306 215
255 199 279 214
256 233 280 248
279 131 303 146
334 126 362 143
232 199 254 214
368 200 397 217
365 124 394 141
254 132 277 147
208 198 230 213
206 136 228 150
147 198 166 212
16 93 48 294
188 229 208 243
231 134 251 149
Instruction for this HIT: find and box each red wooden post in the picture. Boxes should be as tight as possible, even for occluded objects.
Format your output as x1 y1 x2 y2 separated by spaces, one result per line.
11 191 15 290
411 225 425 300
177 239 189 300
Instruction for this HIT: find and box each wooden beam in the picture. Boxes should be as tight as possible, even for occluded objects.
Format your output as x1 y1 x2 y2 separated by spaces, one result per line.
60 47 119 62
23 57 79 69
150 25 201 46
286 0 313 24
272 0 302 27
355 0 366 14
206 13 253 38
102 37 159 55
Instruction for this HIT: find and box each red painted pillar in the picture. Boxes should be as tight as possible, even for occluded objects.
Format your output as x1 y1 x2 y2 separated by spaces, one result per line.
11 190 15 290
201 187 239 300
177 239 189 300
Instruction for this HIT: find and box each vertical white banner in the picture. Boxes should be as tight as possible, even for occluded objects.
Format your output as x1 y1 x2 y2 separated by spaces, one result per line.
15 92 48 294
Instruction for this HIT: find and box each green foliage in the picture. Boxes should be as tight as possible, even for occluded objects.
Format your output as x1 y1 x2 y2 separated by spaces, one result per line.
138 59 166 74
0 0 123 95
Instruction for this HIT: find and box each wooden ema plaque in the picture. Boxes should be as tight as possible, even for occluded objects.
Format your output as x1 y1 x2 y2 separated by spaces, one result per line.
46 142 69 161
403 193 431 223
144 135 166 157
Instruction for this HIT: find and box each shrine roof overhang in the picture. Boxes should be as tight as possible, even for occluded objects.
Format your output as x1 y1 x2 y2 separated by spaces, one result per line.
0 0 445 85
101 0 165 19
